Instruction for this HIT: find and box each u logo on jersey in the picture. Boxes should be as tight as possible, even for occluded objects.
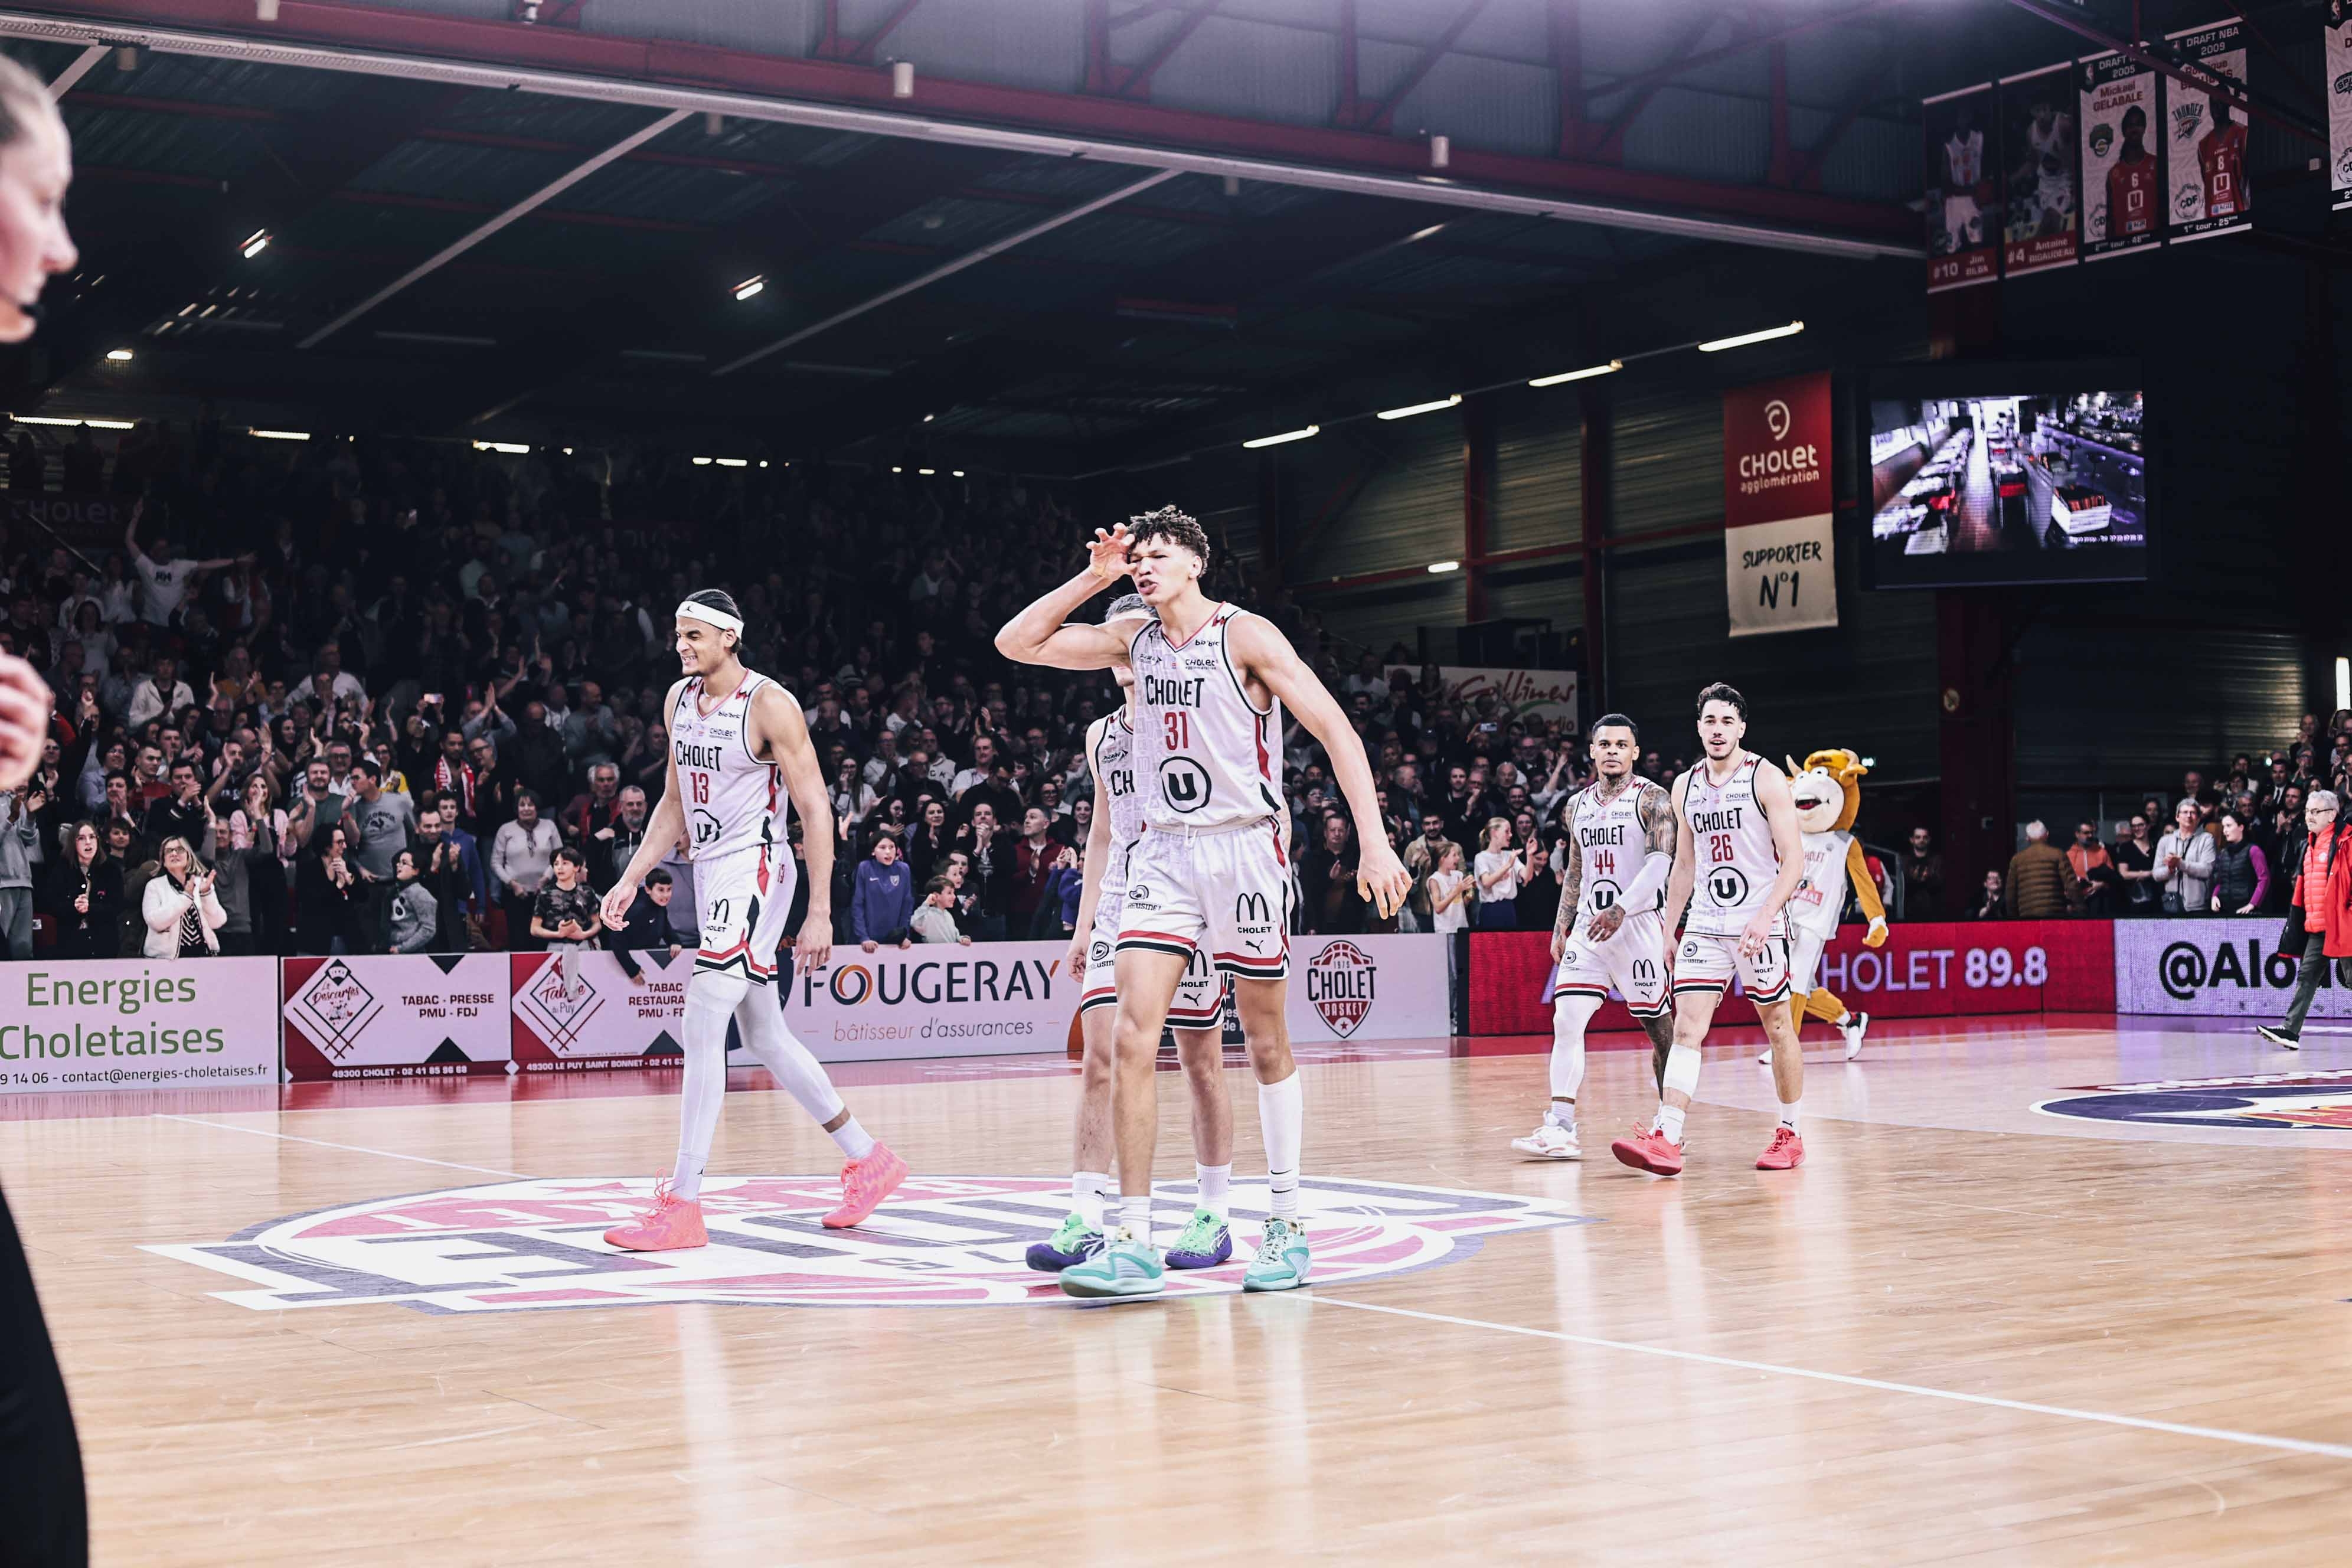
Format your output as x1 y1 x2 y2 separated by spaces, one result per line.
1159 756 1213 813
1706 867 1750 907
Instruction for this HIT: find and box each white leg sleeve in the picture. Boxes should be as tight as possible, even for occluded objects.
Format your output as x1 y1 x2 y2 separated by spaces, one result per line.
1661 1041 1702 1100
1259 1072 1303 1221
734 983 848 1129
671 968 749 1200
1550 995 1600 1102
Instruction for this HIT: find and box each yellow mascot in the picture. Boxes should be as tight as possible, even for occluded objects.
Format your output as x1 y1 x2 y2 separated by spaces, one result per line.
1760 749 1887 1063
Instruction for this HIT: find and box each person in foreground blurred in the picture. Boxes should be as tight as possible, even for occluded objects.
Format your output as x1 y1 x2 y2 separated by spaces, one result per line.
0 49 90 1568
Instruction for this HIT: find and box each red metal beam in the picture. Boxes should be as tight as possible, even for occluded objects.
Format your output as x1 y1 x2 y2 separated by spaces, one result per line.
2000 0 2320 145
1589 9 1725 164
5 0 1915 243
1106 0 1221 102
1786 54 1892 192
835 0 926 67
1587 0 1912 107
1346 0 1489 135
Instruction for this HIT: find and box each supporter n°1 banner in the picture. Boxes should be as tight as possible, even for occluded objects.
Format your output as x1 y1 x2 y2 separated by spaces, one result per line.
2079 52 2161 261
1998 64 2079 276
1924 81 2000 292
2164 18 2252 243
2329 2 2352 211
1722 371 1836 638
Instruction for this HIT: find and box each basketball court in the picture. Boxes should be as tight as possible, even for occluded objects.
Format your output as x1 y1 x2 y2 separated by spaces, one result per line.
11 1014 2350 1565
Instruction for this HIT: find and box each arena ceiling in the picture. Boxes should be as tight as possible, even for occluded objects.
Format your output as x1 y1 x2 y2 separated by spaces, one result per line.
0 0 2323 475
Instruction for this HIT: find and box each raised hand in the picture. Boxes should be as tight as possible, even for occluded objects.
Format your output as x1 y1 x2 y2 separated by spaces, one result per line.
1086 524 1133 583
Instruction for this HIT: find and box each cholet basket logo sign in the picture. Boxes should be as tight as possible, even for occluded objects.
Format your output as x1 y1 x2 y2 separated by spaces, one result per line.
148 1175 1589 1312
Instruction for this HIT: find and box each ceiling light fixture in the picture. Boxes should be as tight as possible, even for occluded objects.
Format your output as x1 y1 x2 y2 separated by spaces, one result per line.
12 415 133 430
1377 394 1461 422
240 230 270 259
249 429 309 441
472 440 528 455
1242 424 1319 449
104 348 132 362
733 275 766 302
1408 224 1445 241
951 469 965 477
918 467 936 475
714 458 748 468
1427 560 1461 574
1697 320 1805 352
1528 360 1622 387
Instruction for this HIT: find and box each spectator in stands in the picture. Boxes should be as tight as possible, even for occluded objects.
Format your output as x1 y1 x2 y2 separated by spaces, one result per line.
2112 815 2157 916
610 867 687 983
387 849 439 955
952 804 1007 940
911 875 968 945
852 831 915 952
2004 821 2074 917
43 821 121 959
2066 822 2118 917
589 783 650 888
2259 790 2352 1051
1902 825 1944 919
1299 813 1360 935
1426 841 1472 934
563 760 623 847
2209 809 2269 914
2154 799 2217 914
141 759 210 854
345 759 414 950
1007 806 1060 939
0 783 39 959
414 803 482 952
141 835 226 958
492 790 561 949
1472 817 1525 930
529 845 602 966
1517 827 1559 936
1971 868 2004 919
296 824 359 955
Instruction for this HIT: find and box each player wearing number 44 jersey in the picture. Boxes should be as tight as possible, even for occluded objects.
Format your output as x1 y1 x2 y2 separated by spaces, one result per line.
997 507 1410 1300
1512 714 1678 1161
597 590 906 1252
1613 682 1811 1178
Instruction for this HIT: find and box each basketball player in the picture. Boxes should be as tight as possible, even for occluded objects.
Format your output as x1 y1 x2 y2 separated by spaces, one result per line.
2197 89 2249 220
1612 684 1809 1177
599 591 905 1249
0 53 86 1568
1030 594 1237 1273
996 509 1409 1298
1512 714 1677 1159
2106 104 2159 240
1942 102 1987 253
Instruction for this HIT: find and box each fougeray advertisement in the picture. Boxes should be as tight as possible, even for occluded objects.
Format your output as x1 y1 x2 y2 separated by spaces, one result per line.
788 940 1077 1061
1721 371 1836 637
4 958 280 1094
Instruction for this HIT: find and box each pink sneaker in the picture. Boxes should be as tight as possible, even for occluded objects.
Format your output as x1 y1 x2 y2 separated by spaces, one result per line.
1610 1125 1685 1177
603 1180 708 1251
822 1142 909 1229
1755 1126 1806 1170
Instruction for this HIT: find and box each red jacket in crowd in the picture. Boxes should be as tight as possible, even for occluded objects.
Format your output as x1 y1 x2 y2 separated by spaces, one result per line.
2288 823 2352 958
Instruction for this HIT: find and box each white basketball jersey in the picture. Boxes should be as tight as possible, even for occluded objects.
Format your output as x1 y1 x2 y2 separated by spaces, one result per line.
1087 710 1143 899
1128 603 1284 832
1789 829 1852 940
1945 130 1983 187
670 669 786 863
1570 778 1664 924
1683 753 1785 938
2027 118 2069 165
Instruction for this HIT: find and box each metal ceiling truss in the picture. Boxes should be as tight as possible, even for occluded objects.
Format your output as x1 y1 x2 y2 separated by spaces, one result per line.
0 2 1916 260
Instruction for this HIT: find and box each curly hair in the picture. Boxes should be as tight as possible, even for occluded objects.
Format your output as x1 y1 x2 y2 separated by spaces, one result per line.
1126 505 1210 570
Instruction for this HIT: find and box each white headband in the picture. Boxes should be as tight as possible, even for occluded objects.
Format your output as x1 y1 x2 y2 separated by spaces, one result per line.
675 600 744 636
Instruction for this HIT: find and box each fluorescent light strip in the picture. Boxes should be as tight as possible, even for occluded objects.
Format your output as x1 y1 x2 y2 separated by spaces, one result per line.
1242 424 1318 449
1698 320 1804 353
249 428 310 440
1427 560 1461 574
12 414 133 429
714 458 748 468
472 440 529 455
1528 360 1621 387
1377 394 1460 422
104 348 133 362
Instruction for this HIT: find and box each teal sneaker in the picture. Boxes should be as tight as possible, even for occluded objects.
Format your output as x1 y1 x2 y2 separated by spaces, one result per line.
1025 1212 1106 1272
1059 1230 1165 1299
1242 1216 1312 1292
1164 1207 1233 1270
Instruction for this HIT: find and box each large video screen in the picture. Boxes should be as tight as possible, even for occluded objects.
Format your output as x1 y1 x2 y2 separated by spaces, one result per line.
1863 367 2148 588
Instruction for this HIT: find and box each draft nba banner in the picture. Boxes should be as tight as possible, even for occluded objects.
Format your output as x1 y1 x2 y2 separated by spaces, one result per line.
1925 81 1999 292
2164 18 2252 243
1 958 279 1094
1722 371 1836 638
282 953 511 1080
2328 2 2352 211
2079 53 2161 261
2000 64 2079 276
2115 919 2352 1019
1380 665 1577 728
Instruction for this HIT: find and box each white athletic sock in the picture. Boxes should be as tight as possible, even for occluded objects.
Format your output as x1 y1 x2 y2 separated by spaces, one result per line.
733 984 851 1129
670 969 749 1200
1657 1102 1687 1144
1259 1072 1303 1221
1121 1193 1153 1244
1550 994 1597 1105
829 1116 877 1162
1074 1170 1111 1226
1195 1162 1231 1219
1546 1102 1575 1129
1834 1010 1853 1028
1779 1098 1803 1135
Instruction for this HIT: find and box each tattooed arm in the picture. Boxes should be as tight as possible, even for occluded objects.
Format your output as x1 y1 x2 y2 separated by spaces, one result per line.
1549 796 1585 962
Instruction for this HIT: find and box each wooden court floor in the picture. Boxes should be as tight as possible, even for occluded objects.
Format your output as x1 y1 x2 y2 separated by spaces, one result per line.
7 1015 2352 1566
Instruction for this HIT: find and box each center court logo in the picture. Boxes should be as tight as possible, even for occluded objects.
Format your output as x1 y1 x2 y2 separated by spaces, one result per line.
148 1175 1590 1312
1304 940 1376 1037
2035 1070 2352 1131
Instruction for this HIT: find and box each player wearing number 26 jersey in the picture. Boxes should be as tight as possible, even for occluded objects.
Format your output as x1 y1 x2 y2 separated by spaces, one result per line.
669 667 795 982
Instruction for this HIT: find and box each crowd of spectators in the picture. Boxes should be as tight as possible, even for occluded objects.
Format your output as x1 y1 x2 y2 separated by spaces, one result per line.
0 422 1651 965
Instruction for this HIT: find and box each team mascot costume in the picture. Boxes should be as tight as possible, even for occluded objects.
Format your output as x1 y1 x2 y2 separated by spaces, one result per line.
1762 749 1887 1063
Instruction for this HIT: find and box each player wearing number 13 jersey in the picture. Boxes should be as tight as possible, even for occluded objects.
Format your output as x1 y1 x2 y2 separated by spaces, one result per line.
1613 682 1812 1178
596 590 904 1253
997 507 1410 1302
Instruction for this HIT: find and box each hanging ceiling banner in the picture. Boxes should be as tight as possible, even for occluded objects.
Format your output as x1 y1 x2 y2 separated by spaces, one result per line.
2163 17 2252 243
1925 82 2000 293
1999 64 2079 276
2078 52 2162 262
2328 2 2352 211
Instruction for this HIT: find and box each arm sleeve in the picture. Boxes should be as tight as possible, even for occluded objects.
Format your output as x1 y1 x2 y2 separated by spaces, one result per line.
1845 838 1886 923
1621 849 1672 914
2248 846 2270 908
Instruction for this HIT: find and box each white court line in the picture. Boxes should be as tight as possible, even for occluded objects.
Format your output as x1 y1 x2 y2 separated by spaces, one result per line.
151 1114 527 1180
1310 1295 2352 1462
